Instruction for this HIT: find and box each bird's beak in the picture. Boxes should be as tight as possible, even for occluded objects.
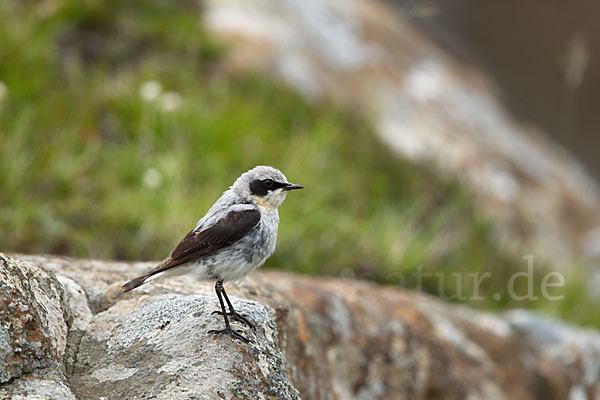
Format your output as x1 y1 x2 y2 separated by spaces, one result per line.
284 183 304 191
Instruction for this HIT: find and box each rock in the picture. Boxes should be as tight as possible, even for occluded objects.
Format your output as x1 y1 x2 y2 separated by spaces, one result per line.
267 274 600 400
0 254 72 385
69 294 299 400
2 253 600 399
201 0 600 271
0 371 77 400
1 254 300 400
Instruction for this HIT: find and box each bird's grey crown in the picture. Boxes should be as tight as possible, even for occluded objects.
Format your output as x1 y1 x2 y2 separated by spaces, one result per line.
194 166 288 231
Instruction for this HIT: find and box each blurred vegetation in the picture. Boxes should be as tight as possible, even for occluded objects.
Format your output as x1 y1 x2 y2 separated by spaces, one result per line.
0 0 598 327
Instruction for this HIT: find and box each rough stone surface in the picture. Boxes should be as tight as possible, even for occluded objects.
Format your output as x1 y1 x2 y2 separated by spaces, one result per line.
70 294 299 400
201 0 600 272
3 253 600 399
0 254 72 385
0 371 77 400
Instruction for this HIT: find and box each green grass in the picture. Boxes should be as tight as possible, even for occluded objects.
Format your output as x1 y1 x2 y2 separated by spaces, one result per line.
1 0 598 327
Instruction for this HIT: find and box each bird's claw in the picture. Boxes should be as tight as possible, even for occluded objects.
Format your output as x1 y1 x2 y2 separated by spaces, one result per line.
208 327 251 343
211 310 256 330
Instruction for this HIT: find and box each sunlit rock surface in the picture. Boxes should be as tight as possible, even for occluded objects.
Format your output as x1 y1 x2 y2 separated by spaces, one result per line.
202 0 600 271
2 253 600 399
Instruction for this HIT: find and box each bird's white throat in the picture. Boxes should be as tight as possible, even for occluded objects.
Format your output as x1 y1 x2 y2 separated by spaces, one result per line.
253 190 287 210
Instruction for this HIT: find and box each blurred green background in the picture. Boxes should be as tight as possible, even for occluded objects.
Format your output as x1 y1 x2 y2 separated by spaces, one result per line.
1 0 598 327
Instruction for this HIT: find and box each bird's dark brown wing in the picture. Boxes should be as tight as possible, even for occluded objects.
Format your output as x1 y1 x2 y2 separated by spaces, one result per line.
169 209 260 264
122 209 260 292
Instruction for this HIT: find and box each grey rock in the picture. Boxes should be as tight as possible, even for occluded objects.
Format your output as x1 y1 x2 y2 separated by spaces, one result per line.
0 254 72 384
4 253 600 399
0 371 77 400
1 254 300 400
70 294 299 400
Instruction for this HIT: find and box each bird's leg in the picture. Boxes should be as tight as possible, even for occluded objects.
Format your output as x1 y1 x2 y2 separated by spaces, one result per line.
222 285 256 330
208 280 250 343
211 283 256 330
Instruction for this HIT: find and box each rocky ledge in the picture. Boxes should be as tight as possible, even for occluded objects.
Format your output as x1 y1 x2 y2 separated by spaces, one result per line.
1 253 600 400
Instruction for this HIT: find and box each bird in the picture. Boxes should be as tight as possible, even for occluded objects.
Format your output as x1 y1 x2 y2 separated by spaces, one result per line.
122 166 303 342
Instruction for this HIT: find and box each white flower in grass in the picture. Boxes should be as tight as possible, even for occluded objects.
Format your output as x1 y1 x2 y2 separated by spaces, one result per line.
143 168 162 188
139 80 162 101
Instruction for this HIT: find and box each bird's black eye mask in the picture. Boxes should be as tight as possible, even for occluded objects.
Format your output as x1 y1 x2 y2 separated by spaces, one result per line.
250 178 287 196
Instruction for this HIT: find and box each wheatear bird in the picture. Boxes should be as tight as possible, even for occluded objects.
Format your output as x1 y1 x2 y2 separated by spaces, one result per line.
122 166 302 342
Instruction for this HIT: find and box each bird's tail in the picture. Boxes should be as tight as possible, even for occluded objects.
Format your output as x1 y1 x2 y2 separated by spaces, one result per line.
122 258 175 293
122 273 151 293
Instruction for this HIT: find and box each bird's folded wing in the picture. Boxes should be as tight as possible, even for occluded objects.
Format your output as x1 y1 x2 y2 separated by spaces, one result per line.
149 209 261 275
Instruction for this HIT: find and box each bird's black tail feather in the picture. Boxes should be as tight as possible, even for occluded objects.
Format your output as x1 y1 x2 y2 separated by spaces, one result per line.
122 273 150 292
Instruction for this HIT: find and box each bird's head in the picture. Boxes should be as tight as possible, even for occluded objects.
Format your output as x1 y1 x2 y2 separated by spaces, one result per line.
232 166 303 209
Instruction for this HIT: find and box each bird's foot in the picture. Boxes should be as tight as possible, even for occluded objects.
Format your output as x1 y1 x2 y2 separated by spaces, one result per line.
208 326 251 343
211 310 256 330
